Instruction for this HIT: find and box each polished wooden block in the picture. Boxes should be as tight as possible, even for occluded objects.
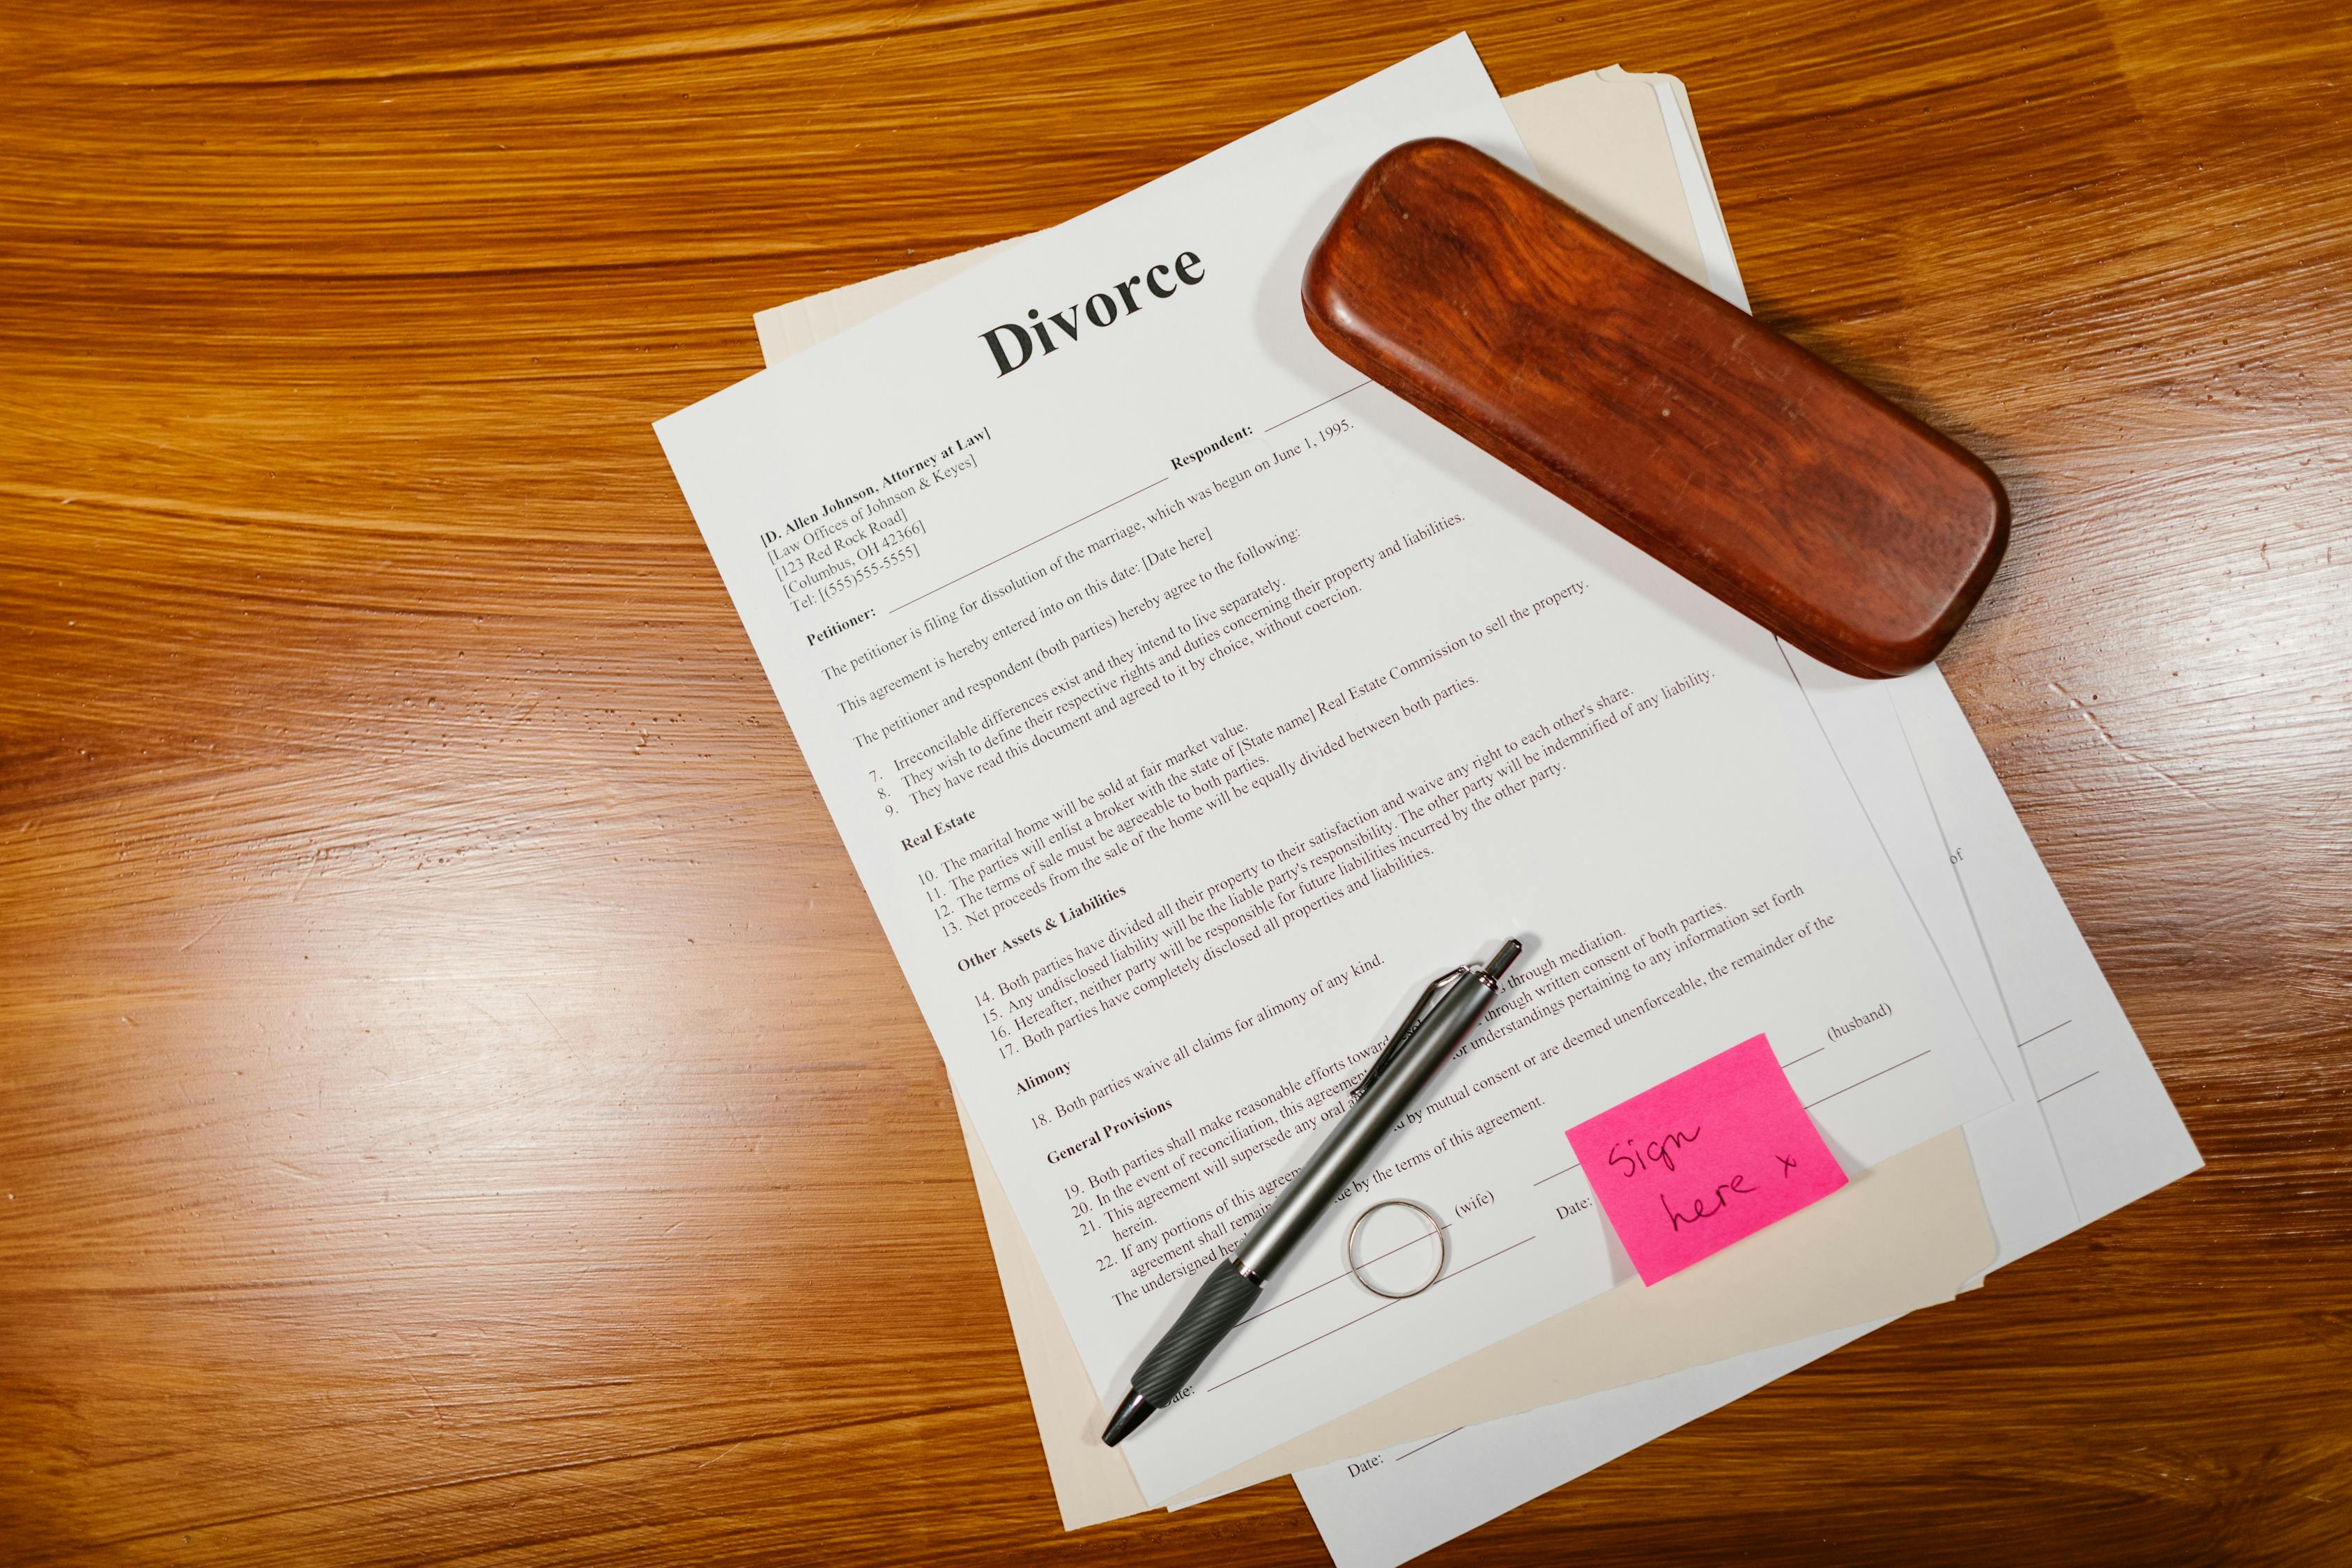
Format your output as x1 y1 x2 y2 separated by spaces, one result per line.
3 3 2348 1566
1305 137 2007 676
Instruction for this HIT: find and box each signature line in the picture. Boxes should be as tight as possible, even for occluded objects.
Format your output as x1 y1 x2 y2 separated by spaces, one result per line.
2038 1070 2100 1102
1241 1222 1454 1323
2017 1020 2074 1051
1803 1050 1932 1112
1266 381 1371 430
1201 1236 1535 1393
1396 1428 1464 1463
886 477 1167 614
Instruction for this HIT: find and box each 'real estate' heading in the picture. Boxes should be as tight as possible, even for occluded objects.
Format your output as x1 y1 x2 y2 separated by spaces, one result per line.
981 250 1206 376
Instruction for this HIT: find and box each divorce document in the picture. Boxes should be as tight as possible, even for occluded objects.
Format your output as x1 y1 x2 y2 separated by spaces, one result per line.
657 36 2006 1502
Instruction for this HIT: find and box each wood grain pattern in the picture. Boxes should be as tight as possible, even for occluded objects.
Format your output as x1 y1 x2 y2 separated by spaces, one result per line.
2 1 2347 1564
1305 137 2007 675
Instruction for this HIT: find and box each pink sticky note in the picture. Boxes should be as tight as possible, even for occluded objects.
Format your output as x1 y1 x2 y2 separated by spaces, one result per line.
1566 1033 1847 1285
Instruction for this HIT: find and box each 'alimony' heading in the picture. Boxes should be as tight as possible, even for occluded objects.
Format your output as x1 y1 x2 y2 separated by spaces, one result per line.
980 250 1206 376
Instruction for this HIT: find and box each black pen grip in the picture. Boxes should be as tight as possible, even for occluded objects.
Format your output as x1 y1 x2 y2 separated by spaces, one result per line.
1130 1259 1261 1404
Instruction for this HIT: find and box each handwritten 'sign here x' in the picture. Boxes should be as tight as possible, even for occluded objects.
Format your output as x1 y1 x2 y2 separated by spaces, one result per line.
654 33 2008 1503
1567 1033 1847 1284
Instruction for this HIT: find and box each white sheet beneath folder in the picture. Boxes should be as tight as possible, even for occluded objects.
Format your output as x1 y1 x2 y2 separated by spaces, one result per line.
657 36 2007 1502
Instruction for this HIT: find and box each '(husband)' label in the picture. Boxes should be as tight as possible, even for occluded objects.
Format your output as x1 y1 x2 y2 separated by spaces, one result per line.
1566 1033 1847 1285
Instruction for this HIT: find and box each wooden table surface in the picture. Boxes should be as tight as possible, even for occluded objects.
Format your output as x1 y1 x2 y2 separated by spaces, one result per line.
4 2 2347 1563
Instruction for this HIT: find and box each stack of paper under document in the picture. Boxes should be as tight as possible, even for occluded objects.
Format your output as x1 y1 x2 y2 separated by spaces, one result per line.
661 38 2200 1566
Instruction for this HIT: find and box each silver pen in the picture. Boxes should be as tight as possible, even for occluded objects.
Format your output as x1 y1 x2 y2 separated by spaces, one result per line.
1101 938 1522 1445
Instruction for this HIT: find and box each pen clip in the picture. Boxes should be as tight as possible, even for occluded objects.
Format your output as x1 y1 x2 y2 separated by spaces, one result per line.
1353 968 1468 1099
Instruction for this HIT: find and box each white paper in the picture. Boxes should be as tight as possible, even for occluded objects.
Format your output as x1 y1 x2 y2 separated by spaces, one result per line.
753 71 2013 1532
1886 671 2202 1222
657 36 1999 1502
1295 88 2199 1564
1792 656 2075 1270
1296 665 2201 1568
1300 1319 1873 1568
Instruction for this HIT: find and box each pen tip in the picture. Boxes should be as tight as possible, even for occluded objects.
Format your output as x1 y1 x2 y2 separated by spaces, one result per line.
1102 1389 1155 1447
1483 939 1523 980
